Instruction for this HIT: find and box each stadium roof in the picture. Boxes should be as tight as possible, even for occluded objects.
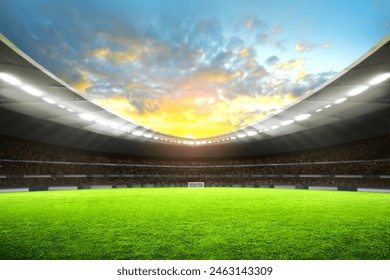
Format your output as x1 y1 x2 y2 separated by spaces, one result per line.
0 31 389 158
1 1 390 140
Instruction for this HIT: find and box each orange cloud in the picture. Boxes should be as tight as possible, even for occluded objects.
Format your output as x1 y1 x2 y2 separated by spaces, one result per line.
274 59 304 70
94 91 297 139
239 48 251 57
89 48 140 63
71 69 92 93
181 69 239 90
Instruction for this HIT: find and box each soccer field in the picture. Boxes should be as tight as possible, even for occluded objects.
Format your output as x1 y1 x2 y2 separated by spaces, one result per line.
0 188 389 260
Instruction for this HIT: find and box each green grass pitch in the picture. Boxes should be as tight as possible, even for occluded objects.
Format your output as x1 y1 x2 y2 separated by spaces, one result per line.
0 187 389 260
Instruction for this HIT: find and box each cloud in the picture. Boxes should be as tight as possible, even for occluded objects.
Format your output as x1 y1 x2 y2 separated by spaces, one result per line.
256 32 286 50
245 17 266 30
88 48 140 64
95 91 298 138
239 48 251 57
0 0 343 138
289 70 337 98
296 40 331 52
295 41 316 52
265 55 280 66
72 69 92 93
272 24 282 33
274 59 304 70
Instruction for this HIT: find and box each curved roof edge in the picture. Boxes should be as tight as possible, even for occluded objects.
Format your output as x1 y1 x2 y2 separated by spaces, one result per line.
0 33 389 158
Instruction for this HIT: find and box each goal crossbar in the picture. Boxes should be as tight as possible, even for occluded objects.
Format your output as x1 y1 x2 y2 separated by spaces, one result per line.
188 182 205 188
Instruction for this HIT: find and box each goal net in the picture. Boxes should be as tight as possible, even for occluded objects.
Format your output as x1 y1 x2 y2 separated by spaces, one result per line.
188 182 205 188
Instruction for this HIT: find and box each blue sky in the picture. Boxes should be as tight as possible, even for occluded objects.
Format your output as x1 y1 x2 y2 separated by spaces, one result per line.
0 0 389 138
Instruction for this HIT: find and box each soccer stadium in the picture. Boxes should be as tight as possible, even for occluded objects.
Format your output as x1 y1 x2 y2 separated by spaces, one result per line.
0 1 389 260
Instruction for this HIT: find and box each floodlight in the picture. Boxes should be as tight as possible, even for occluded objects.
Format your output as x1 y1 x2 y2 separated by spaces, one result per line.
334 97 347 104
42 97 55 104
78 113 95 121
348 85 368 96
132 130 143 136
21 85 42 96
246 131 258 136
295 114 311 121
143 133 153 138
369 73 390 85
237 133 247 138
0 73 21 85
280 120 295 126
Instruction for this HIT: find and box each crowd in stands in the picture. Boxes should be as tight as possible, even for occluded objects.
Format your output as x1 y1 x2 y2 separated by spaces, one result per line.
1 134 389 165
0 176 388 188
0 133 389 189
1 160 389 176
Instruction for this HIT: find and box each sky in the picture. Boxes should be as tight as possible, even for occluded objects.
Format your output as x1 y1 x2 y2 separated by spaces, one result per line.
0 0 389 138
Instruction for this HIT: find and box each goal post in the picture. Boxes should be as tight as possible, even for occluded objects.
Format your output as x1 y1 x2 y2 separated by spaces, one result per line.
188 182 205 188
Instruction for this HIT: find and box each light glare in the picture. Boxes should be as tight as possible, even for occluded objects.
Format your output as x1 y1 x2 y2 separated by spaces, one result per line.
334 97 347 104
348 85 368 96
0 73 21 85
369 73 390 85
42 97 55 104
246 131 258 136
280 120 295 126
78 113 95 121
295 114 311 121
21 85 42 96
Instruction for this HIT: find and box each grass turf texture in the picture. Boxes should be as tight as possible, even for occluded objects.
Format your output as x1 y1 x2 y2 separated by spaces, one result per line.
0 188 389 260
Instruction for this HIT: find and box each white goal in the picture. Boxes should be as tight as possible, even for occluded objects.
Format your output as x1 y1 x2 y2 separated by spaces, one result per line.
188 182 205 188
